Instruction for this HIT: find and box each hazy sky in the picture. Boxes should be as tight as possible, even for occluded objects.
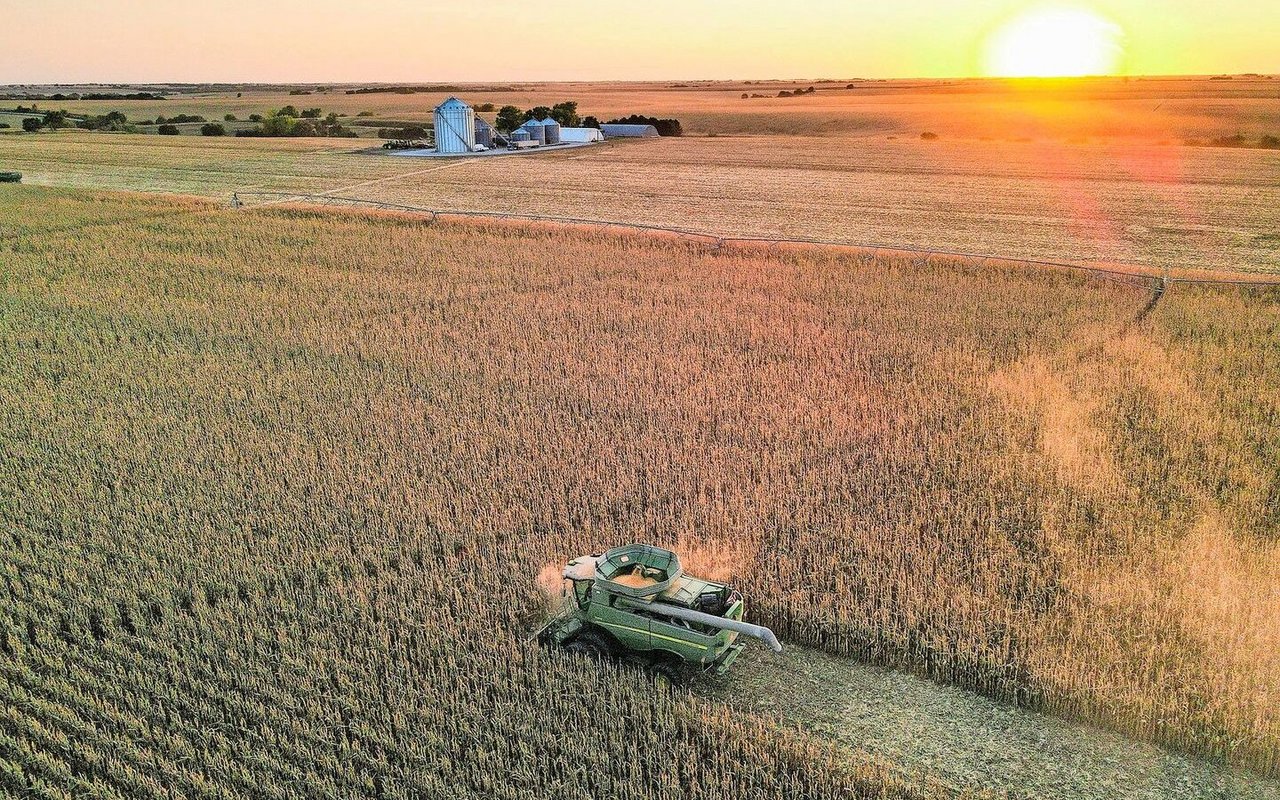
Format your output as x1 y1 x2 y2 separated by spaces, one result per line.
2 0 1277 83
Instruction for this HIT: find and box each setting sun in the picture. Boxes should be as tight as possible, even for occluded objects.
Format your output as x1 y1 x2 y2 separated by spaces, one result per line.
984 5 1124 77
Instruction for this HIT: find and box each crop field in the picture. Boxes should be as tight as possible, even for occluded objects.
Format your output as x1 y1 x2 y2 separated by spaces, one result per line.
2 186 1278 797
3 129 1279 275
14 76 1280 140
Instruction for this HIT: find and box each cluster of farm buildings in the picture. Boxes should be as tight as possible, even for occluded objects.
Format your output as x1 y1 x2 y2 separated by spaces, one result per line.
431 97 657 154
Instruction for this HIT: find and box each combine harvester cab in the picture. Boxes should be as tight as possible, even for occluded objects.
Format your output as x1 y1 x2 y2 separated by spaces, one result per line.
537 543 782 684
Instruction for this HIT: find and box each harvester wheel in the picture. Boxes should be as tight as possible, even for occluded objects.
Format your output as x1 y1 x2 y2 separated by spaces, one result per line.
565 631 612 661
646 660 682 689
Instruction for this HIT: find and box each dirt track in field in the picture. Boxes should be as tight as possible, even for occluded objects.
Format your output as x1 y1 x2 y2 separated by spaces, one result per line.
706 643 1280 800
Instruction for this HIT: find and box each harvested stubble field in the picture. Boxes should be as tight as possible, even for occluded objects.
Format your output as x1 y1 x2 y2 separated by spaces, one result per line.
2 186 1278 797
3 129 1279 275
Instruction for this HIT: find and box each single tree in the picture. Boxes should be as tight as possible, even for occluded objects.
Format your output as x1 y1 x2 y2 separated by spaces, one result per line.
201 123 226 136
157 124 180 135
224 113 237 121
261 114 297 136
495 105 523 132
43 110 72 129
550 101 579 127
22 117 42 132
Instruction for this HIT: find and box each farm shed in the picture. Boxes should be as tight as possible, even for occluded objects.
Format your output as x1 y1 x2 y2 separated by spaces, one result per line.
600 123 659 138
433 97 475 154
559 127 605 143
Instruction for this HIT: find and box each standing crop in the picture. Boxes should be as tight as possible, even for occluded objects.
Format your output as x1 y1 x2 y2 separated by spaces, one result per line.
1 187 1277 798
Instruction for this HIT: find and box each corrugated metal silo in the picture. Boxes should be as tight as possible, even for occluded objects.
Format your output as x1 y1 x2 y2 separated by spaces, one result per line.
540 118 560 145
433 97 475 154
510 128 531 142
519 119 545 144
474 117 494 148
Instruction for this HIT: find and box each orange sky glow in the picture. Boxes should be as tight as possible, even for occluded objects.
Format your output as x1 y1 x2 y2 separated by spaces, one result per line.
1 0 1276 83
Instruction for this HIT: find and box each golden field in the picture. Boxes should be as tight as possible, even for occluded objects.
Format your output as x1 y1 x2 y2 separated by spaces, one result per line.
3 128 1278 275
2 187 1278 799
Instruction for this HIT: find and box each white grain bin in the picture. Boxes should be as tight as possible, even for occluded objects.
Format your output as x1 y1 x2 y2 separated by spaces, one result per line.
518 118 546 145
540 117 561 145
433 97 475 154
510 128 531 142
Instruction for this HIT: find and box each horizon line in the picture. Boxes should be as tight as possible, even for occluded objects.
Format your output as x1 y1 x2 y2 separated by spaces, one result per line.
3 72 1278 88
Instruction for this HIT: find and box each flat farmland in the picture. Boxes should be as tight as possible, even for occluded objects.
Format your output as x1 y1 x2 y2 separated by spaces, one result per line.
20 76 1280 141
3 130 1278 274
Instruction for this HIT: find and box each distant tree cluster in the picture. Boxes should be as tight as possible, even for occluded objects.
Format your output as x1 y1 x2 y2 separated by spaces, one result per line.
494 102 581 132
777 86 816 98
138 114 207 126
1187 132 1280 150
235 106 356 138
77 111 132 132
20 109 80 132
605 114 683 137
0 92 163 101
344 85 516 95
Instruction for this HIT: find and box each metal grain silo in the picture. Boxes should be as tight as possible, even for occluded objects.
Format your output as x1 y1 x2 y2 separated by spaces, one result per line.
474 117 495 149
519 118 545 145
433 97 475 154
540 117 560 145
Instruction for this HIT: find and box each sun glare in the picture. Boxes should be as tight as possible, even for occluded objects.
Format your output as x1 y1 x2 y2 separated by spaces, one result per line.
984 6 1124 77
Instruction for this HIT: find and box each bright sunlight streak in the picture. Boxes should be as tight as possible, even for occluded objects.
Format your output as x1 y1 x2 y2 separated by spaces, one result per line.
983 5 1124 77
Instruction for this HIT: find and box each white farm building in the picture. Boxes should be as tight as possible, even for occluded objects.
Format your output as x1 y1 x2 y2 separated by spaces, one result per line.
599 123 659 138
559 127 605 143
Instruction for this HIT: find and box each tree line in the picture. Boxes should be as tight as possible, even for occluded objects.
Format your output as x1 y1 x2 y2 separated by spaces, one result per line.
490 102 683 136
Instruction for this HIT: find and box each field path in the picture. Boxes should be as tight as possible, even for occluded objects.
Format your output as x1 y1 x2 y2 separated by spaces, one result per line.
316 158 478 196
707 644 1280 800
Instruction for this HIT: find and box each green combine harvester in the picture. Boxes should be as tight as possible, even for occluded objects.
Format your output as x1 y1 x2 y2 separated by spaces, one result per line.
536 543 782 684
